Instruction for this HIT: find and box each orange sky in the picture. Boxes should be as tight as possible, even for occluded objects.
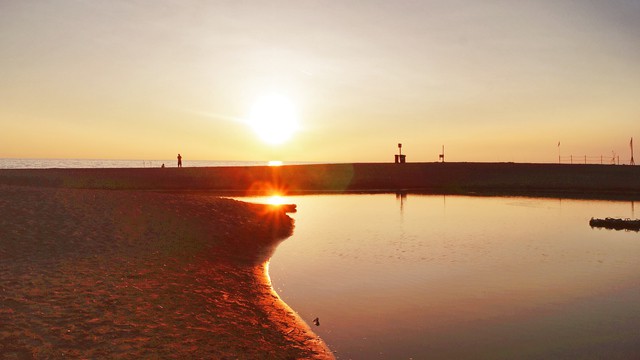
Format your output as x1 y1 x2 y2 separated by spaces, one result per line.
1 1 639 163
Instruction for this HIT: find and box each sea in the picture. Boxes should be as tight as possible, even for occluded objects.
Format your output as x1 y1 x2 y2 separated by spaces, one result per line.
0 158 311 169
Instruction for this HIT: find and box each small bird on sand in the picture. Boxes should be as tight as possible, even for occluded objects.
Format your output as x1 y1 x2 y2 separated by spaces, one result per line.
313 317 320 326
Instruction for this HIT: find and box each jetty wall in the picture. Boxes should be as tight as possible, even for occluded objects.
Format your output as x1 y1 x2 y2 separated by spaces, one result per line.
1 162 640 199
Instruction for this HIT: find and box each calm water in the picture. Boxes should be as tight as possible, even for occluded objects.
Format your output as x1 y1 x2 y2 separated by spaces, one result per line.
0 158 311 169
244 194 640 359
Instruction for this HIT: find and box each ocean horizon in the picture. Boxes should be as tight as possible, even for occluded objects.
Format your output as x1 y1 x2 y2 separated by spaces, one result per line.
0 158 318 169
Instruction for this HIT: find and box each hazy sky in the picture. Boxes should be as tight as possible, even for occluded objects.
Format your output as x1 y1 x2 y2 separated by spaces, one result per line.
1 0 639 163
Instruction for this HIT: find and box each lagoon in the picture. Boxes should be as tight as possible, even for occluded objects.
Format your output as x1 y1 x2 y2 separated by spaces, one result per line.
246 194 640 359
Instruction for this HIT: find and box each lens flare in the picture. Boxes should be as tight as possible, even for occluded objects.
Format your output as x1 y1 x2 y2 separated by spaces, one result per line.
267 195 287 206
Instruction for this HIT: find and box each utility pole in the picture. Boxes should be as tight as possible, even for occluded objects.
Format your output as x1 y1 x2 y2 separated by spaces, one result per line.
631 137 635 165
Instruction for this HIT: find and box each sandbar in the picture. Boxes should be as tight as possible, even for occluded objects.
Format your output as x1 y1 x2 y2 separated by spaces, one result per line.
0 184 333 359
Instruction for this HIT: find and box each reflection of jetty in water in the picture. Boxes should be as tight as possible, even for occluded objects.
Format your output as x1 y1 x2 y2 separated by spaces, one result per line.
589 217 640 232
395 191 407 214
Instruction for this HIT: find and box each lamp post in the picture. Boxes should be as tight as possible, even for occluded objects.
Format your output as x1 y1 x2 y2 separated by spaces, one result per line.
395 143 406 163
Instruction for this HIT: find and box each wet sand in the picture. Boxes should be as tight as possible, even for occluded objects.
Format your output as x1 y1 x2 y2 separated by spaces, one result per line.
0 185 333 359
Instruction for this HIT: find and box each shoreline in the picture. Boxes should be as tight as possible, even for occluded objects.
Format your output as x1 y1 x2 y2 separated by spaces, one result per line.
0 185 333 359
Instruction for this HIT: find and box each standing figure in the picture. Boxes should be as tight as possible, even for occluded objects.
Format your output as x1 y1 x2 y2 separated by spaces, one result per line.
177 153 182 168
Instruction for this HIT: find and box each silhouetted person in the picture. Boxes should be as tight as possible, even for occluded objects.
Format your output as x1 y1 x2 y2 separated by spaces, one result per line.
161 163 165 168
177 153 182 168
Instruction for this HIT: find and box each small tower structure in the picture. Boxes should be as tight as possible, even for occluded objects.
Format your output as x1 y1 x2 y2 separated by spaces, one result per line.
394 143 406 163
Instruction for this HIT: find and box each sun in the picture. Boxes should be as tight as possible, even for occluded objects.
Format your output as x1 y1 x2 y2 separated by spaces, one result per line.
248 94 299 145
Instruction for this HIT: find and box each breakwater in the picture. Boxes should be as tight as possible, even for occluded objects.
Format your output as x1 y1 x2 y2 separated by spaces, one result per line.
1 162 639 199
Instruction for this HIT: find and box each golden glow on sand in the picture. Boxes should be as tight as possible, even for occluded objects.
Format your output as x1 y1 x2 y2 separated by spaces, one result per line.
247 94 299 145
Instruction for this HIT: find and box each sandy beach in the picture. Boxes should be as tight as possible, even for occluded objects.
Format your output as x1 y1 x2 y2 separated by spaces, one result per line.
0 184 333 359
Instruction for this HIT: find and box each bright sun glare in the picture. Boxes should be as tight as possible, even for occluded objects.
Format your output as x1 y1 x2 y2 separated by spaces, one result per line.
267 195 287 206
248 94 299 145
